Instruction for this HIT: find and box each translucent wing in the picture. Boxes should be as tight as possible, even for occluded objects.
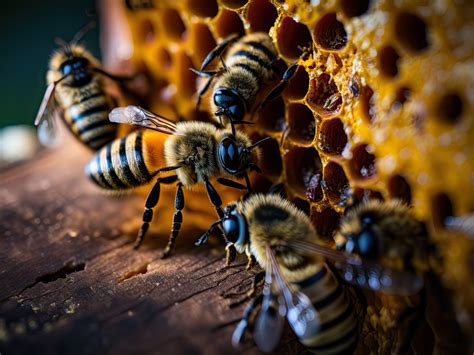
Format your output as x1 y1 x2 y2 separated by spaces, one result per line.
266 247 321 340
252 270 286 352
35 82 61 146
287 240 424 295
445 214 474 240
109 105 177 135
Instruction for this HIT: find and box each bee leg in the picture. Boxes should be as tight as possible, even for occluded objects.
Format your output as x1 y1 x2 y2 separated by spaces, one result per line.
134 174 178 250
92 67 135 82
254 63 300 112
231 294 264 346
196 75 217 112
162 182 184 259
200 33 240 71
204 179 224 218
225 243 237 267
245 246 256 271
246 271 265 298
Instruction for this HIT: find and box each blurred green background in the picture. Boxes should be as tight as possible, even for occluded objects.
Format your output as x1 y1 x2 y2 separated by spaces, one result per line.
1 0 100 129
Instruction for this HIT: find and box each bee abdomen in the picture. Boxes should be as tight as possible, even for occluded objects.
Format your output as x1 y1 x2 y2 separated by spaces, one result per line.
85 131 153 190
66 94 117 150
295 264 358 354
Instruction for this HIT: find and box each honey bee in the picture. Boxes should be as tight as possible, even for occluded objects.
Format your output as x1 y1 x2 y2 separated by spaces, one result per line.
197 194 426 352
86 105 269 257
191 32 303 132
35 23 132 150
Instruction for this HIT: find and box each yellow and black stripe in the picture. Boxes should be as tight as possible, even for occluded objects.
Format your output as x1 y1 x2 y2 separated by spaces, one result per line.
226 33 276 83
295 264 358 354
85 131 153 190
64 90 117 150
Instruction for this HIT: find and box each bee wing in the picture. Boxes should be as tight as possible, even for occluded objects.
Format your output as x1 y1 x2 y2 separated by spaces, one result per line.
287 240 424 295
252 271 286 352
266 247 321 340
445 214 474 239
109 105 177 135
35 83 64 146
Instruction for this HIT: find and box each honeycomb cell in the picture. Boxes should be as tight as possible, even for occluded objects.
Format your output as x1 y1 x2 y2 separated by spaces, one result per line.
340 0 370 18
360 85 375 122
285 147 322 197
317 118 348 156
311 207 340 241
220 0 248 9
256 96 286 132
349 144 376 180
313 13 348 51
247 0 278 33
190 23 216 66
323 162 351 204
186 0 218 18
395 12 429 53
307 73 342 117
138 18 156 44
284 66 309 100
156 47 172 69
175 52 196 98
379 45 400 78
160 8 186 41
213 9 245 38
276 17 312 60
431 193 454 228
291 198 310 216
287 103 316 146
437 92 464 124
394 86 411 105
388 174 412 204
252 135 282 177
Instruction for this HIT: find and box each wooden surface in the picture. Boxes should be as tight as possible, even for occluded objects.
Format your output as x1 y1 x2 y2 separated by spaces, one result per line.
0 144 304 355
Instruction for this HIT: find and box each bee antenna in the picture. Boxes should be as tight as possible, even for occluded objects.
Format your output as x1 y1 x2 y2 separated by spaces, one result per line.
248 137 272 151
195 219 223 246
55 37 74 58
70 21 96 46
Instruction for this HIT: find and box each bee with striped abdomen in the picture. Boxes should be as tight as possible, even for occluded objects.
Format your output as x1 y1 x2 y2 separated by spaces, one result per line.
86 105 269 258
35 23 133 150
191 32 303 132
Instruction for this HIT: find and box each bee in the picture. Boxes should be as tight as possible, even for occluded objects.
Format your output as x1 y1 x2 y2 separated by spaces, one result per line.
197 194 426 352
86 105 270 257
191 32 303 132
35 23 132 150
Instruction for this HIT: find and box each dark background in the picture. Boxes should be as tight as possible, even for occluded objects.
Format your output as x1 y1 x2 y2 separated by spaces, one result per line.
1 0 100 128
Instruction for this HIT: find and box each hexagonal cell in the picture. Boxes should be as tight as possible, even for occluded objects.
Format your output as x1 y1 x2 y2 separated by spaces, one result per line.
291 198 310 216
256 96 286 133
388 174 412 204
156 47 172 69
313 13 348 51
285 147 323 197
213 9 245 38
307 74 342 117
175 52 196 98
395 12 429 53
190 23 216 66
250 134 282 177
138 18 156 44
186 0 218 18
276 17 312 60
160 8 186 41
221 0 248 9
431 193 454 228
359 85 375 122
317 118 348 156
349 144 376 180
284 66 309 100
323 162 351 204
340 0 371 18
379 45 400 78
247 0 278 33
436 92 464 124
311 206 340 241
287 103 316 146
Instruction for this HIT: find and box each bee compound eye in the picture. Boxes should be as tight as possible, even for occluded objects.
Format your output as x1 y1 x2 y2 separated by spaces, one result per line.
222 216 240 243
228 102 245 121
61 62 73 75
218 138 240 174
357 229 378 258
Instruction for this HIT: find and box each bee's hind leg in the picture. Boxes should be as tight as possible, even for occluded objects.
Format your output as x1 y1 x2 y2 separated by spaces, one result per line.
231 294 264 346
162 182 184 259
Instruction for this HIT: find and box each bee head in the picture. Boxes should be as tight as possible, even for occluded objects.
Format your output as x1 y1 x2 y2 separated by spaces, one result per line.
221 204 249 249
59 55 92 86
214 88 247 122
344 214 379 259
217 135 249 175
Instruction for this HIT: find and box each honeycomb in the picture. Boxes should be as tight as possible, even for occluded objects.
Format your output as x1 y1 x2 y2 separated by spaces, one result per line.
102 0 474 352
